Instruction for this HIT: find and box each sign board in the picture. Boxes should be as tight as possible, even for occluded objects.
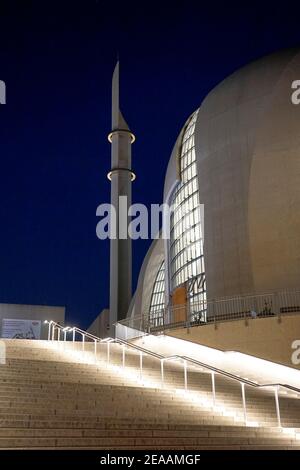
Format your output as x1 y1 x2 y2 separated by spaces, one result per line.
1 319 41 339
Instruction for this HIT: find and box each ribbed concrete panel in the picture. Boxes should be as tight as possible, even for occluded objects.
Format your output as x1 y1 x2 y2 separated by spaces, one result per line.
127 238 164 318
194 48 300 299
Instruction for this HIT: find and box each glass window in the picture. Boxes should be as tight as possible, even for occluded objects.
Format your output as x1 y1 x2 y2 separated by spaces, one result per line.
149 261 165 327
170 110 206 322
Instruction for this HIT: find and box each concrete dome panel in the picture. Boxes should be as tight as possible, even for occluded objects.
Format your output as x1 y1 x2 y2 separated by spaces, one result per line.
194 48 300 299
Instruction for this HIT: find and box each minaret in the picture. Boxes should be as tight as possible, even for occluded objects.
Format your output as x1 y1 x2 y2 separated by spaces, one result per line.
107 62 135 335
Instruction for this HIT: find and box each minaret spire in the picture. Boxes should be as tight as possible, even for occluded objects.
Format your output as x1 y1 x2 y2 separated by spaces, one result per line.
111 61 120 130
112 62 131 132
107 62 136 336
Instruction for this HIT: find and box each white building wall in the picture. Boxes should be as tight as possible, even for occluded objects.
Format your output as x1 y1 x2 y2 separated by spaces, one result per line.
0 303 65 340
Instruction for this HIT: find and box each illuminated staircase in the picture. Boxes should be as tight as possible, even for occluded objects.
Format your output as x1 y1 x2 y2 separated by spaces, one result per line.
0 338 300 449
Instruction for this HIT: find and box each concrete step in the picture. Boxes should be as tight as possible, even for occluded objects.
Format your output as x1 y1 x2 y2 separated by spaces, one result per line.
0 435 297 449
0 427 289 438
1 338 300 449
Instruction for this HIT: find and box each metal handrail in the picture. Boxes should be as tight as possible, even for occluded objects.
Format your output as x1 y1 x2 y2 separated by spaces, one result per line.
118 289 300 333
44 320 65 341
70 327 100 342
113 337 163 360
47 322 300 427
161 354 300 394
111 340 300 396
45 321 101 342
47 322 300 394
105 338 300 427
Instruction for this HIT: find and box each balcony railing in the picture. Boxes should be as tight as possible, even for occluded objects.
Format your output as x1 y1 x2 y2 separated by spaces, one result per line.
117 289 300 336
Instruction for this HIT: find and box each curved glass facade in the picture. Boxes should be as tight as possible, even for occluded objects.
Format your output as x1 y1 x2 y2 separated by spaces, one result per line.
149 261 165 326
170 110 206 320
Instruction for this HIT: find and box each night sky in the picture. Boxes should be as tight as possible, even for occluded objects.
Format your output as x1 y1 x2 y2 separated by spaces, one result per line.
0 1 300 328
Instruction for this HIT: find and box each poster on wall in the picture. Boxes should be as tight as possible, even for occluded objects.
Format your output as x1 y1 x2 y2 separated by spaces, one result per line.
1 319 41 339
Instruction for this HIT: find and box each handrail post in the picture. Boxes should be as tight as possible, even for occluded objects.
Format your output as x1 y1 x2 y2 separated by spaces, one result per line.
94 340 97 360
63 330 67 342
274 386 281 427
213 301 217 329
140 351 143 380
58 328 61 342
51 325 55 341
183 360 188 391
72 328 75 342
82 334 85 351
241 382 247 424
47 322 51 341
161 360 164 388
274 292 281 322
186 299 191 329
243 297 247 325
211 371 216 406
107 342 110 363
122 344 125 368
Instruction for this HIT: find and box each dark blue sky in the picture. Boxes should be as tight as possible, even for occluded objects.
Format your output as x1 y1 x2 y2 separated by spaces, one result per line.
0 1 299 328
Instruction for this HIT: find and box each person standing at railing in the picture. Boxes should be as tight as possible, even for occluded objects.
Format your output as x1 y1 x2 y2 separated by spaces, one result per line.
250 310 257 319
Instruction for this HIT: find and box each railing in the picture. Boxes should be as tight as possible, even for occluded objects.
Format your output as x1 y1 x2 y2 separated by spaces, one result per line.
44 321 101 353
44 320 300 428
118 289 300 335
